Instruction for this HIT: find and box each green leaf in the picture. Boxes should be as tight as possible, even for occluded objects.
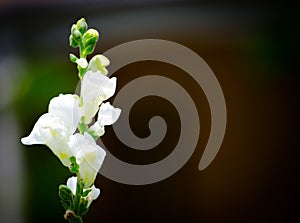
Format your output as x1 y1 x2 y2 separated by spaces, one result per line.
79 198 89 216
61 199 70 210
59 185 74 202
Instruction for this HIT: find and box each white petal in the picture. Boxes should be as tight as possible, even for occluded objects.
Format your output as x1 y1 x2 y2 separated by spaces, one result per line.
89 185 100 200
69 132 96 155
76 58 88 69
102 77 117 100
48 94 81 134
47 137 74 167
88 54 110 75
67 176 77 195
21 113 67 145
88 122 105 137
86 185 100 207
97 102 121 126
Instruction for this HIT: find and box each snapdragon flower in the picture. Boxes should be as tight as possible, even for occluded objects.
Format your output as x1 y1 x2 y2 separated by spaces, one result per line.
68 132 106 188
88 102 121 137
80 70 116 124
21 94 81 166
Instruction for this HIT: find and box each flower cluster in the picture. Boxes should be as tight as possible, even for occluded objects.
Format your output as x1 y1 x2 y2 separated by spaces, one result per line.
21 18 120 223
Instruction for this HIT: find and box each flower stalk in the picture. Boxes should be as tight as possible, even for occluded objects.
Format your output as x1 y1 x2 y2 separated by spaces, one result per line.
21 17 121 223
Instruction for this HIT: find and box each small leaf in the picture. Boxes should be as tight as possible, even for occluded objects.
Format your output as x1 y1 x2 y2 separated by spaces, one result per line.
59 185 73 201
61 199 70 210
79 198 89 216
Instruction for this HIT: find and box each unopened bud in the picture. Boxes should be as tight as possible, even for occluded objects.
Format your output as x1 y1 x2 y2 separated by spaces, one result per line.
82 29 99 57
69 34 79 48
76 18 88 34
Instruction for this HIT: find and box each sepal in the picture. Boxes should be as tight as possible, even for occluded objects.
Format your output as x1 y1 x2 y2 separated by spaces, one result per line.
59 185 74 202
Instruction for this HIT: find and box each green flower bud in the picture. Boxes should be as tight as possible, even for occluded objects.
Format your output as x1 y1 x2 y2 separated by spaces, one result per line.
69 34 79 48
69 53 78 63
72 30 82 42
71 24 77 33
82 29 99 57
76 18 87 34
83 29 98 46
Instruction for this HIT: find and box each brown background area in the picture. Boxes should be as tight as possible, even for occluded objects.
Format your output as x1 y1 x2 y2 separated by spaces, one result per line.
1 1 298 223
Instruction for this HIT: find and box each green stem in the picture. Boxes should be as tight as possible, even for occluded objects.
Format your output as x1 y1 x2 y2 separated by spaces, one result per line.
68 215 82 223
67 177 83 223
74 180 82 215
78 122 88 134
79 41 85 58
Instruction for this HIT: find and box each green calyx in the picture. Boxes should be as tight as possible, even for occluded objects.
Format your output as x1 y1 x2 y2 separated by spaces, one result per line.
69 156 80 173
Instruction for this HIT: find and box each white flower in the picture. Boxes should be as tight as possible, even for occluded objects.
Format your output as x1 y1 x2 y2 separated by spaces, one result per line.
80 70 116 124
21 113 73 166
86 185 100 207
68 132 106 188
97 102 121 126
89 102 121 137
66 176 100 207
21 94 81 166
88 54 110 75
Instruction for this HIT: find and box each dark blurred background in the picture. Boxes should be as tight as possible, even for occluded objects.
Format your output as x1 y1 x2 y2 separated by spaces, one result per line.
0 1 299 223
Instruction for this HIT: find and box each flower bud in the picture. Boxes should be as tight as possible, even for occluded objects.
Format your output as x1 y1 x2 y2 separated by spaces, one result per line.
71 24 77 33
76 58 88 69
76 18 87 34
72 29 82 42
82 29 99 57
69 34 79 48
69 53 78 63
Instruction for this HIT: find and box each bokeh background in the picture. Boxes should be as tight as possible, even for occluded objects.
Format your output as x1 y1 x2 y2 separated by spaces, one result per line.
0 1 298 223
